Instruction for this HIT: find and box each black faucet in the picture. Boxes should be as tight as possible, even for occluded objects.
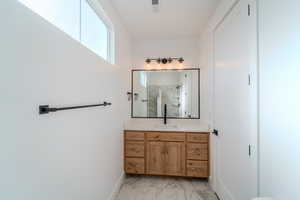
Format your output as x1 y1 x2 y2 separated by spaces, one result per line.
164 104 167 124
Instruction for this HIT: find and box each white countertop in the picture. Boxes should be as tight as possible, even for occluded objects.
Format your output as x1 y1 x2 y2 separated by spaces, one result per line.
124 119 211 133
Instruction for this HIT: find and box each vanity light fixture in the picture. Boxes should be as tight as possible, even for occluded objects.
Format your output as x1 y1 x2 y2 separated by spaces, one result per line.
161 58 168 64
145 57 185 64
157 58 161 64
178 57 184 63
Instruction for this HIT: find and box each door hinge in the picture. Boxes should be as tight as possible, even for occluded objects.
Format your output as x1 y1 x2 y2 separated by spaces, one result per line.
248 4 251 16
248 74 251 85
248 145 252 157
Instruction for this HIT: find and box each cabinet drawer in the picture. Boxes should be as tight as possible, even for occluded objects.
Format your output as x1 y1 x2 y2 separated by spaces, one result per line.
125 158 145 174
187 160 209 177
125 131 145 141
187 133 209 143
187 143 208 160
125 141 144 157
147 132 185 142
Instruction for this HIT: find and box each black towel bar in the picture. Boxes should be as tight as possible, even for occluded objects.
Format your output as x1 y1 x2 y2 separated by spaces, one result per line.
39 101 111 115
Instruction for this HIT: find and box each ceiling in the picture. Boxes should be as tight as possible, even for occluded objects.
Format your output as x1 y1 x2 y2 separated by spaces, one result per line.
111 0 220 40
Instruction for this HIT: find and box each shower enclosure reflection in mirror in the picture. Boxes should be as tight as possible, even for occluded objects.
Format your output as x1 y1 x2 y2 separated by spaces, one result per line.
131 68 200 119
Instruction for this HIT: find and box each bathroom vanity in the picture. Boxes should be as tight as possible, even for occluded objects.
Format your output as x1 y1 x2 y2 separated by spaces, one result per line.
124 130 210 178
125 68 209 178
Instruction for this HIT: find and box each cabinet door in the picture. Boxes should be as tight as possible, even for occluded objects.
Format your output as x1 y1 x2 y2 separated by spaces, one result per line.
187 160 208 177
165 142 186 176
125 158 145 174
146 141 165 175
187 143 208 160
125 141 144 157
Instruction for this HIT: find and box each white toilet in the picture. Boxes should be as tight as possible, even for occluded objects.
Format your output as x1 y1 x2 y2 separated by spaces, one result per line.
252 198 272 200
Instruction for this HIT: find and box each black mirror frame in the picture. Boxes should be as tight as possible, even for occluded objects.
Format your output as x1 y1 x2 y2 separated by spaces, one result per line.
131 68 200 119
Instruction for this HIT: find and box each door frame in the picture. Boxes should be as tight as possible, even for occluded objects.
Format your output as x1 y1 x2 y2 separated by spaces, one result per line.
211 0 259 199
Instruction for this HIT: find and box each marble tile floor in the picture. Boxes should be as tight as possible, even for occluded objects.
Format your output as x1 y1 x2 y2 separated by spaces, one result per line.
115 175 219 200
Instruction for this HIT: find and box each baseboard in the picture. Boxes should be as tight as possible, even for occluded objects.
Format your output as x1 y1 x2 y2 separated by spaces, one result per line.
208 176 214 189
215 178 235 200
107 172 125 200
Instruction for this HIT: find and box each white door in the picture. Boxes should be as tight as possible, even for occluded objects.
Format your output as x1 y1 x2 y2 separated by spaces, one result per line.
213 0 258 199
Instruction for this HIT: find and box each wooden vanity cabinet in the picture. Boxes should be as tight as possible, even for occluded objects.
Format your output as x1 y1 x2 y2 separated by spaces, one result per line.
124 131 145 174
163 142 186 176
186 133 210 177
147 141 185 176
146 141 165 174
124 131 209 178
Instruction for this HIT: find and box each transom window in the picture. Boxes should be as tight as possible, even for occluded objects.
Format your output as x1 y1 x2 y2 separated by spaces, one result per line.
19 0 114 64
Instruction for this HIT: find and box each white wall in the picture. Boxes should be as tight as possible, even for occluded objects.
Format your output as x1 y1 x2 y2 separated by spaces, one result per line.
132 38 200 68
198 30 214 123
258 0 300 199
98 0 133 118
0 0 131 200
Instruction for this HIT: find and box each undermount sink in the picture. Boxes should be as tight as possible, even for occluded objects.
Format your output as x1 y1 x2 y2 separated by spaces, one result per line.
154 124 179 130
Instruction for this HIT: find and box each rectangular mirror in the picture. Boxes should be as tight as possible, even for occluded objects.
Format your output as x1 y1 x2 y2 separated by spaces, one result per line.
131 68 200 119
